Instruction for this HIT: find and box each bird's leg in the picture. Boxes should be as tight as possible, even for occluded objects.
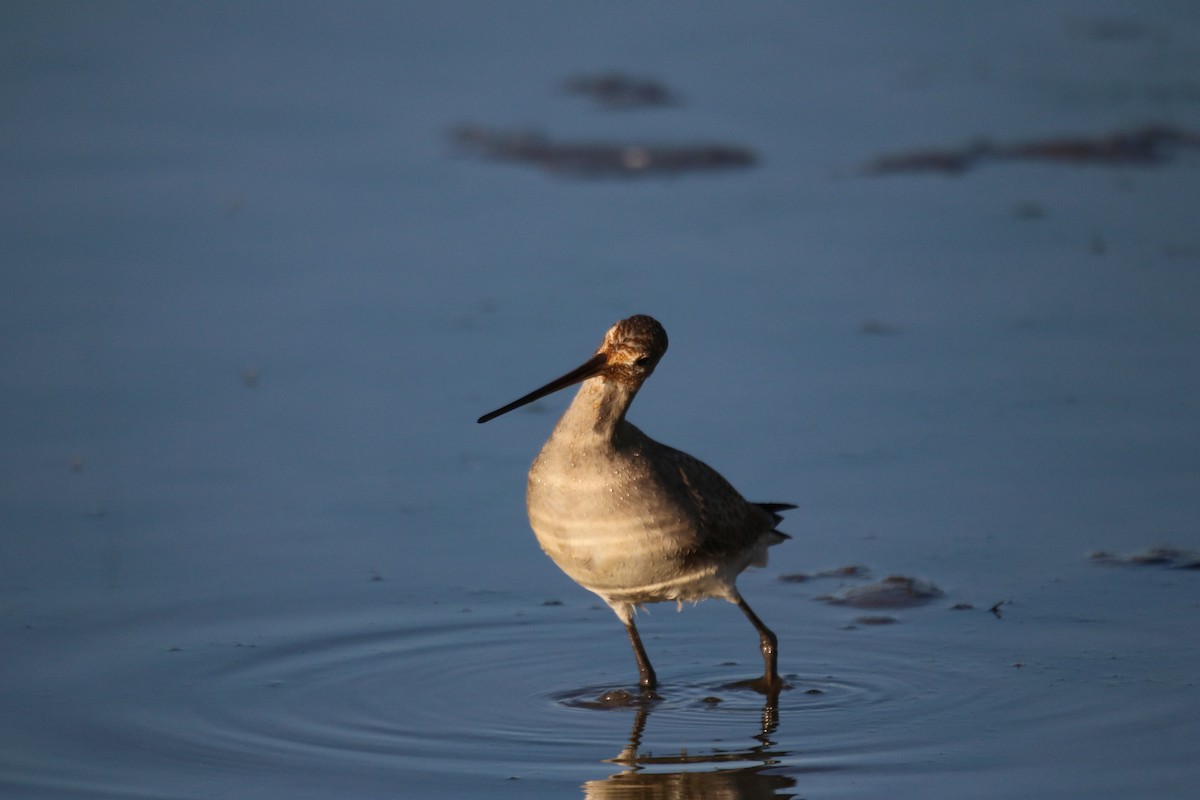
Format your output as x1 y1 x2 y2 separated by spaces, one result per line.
735 596 782 692
624 619 658 690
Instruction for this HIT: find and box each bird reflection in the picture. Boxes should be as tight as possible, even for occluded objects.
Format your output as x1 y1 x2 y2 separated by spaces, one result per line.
582 694 796 799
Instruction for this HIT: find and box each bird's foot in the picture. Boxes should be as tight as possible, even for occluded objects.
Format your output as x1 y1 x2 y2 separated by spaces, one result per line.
595 687 662 708
725 674 790 696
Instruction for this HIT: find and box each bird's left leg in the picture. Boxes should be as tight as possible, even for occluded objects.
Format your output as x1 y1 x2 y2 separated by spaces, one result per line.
624 618 658 690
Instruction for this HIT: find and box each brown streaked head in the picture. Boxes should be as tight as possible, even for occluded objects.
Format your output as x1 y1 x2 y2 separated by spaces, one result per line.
477 315 668 424
596 314 669 386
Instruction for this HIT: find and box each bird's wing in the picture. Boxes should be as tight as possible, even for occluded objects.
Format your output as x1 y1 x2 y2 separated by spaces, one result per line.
639 437 790 559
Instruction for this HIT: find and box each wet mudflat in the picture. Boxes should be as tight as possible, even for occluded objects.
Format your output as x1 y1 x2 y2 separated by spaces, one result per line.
3 3 1199 799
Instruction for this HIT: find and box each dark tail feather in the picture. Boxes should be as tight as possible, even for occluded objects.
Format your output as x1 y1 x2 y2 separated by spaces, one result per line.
755 501 796 529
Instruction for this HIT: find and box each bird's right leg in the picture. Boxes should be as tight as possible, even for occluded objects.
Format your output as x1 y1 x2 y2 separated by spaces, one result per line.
735 594 783 693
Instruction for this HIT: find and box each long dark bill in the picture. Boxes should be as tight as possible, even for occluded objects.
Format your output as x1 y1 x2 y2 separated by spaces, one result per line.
477 353 608 424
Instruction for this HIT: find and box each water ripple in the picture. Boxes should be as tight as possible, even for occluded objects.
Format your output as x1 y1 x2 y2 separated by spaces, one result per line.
6 593 1189 798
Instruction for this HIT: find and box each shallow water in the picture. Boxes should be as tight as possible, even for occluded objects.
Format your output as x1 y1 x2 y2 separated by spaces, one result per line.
3 2 1200 798
7 569 1196 798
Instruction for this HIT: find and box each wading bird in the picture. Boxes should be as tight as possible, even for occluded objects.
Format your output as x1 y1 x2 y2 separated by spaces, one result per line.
478 315 791 692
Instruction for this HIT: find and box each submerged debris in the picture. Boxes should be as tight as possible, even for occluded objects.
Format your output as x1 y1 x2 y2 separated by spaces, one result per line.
779 565 870 583
1089 547 1200 569
449 125 756 178
865 124 1200 175
818 575 943 609
820 564 870 578
564 72 680 109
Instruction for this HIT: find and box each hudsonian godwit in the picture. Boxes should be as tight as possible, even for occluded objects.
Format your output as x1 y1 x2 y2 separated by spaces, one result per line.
479 315 792 693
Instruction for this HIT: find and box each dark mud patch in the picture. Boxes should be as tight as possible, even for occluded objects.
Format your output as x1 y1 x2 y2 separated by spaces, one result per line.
778 565 870 583
563 72 680 109
865 124 1200 175
450 125 756 177
1088 547 1200 569
451 72 753 178
817 575 943 609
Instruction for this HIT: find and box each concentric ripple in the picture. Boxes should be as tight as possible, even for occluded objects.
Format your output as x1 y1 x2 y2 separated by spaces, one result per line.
125 598 1002 780
5 589 1184 798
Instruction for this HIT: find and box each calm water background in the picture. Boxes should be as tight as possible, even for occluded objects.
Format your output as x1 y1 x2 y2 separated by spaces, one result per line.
2 2 1199 798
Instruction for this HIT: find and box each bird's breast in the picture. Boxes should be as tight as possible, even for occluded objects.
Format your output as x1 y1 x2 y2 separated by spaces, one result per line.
525 438 703 595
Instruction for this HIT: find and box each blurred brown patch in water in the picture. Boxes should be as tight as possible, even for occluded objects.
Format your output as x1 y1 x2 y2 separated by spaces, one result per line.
1089 547 1200 569
818 575 943 609
865 124 1200 175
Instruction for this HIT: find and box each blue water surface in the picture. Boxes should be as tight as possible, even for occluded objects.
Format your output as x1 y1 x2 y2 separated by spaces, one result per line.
2 3 1199 798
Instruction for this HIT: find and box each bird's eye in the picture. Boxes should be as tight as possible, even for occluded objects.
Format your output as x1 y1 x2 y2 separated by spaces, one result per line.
634 356 651 366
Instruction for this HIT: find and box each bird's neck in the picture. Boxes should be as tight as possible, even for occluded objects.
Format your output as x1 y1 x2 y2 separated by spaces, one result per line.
556 375 640 443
